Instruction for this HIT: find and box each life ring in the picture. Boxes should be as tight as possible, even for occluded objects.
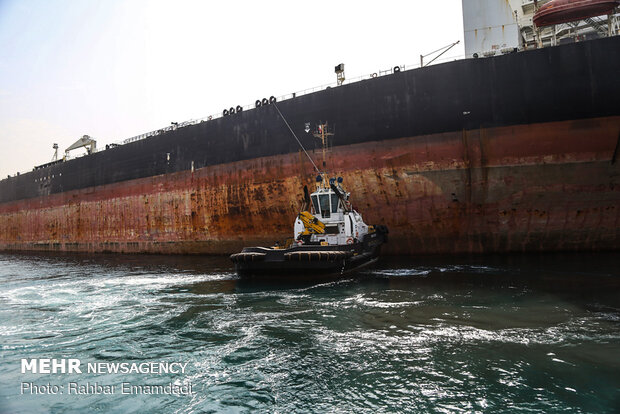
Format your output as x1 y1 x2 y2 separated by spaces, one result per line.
208 115 213 120
236 105 243 112
262 98 269 105
255 100 262 108
394 66 401 73
296 239 304 246
346 237 354 245
229 107 235 114
371 73 377 78
222 109 229 116
269 96 276 103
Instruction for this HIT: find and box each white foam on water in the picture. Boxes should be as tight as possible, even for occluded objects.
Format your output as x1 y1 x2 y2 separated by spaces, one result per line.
353 296 423 309
373 268 432 277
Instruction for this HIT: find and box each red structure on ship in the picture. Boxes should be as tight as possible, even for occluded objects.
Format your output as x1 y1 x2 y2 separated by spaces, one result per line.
534 0 619 27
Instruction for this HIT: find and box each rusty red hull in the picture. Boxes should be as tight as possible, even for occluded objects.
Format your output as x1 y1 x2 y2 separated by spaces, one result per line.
1 117 619 255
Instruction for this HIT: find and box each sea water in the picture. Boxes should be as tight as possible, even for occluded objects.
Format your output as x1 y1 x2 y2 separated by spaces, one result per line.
0 252 618 413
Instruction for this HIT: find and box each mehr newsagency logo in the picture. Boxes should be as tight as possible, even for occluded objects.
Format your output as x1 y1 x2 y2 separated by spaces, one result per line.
20 358 195 396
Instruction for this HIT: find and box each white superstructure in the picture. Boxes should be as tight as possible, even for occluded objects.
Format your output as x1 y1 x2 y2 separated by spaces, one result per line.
462 0 620 58
294 178 370 246
462 0 521 58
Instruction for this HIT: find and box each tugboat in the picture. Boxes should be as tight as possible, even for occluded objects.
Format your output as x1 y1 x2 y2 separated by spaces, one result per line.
230 174 388 277
230 109 388 278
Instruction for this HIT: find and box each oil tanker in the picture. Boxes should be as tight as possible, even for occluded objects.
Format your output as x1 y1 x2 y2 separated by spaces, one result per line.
0 0 619 255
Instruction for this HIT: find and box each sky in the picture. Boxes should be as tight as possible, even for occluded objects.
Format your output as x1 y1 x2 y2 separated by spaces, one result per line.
0 0 465 178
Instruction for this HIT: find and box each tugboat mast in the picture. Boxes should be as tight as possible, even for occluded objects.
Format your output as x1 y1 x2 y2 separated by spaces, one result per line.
313 122 334 189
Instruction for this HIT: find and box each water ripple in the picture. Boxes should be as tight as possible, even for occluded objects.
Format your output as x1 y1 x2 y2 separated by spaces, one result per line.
0 252 619 413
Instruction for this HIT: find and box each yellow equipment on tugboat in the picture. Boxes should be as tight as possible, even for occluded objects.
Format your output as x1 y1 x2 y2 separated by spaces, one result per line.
297 211 326 236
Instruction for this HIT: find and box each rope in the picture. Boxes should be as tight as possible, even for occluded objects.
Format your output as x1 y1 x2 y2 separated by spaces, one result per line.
272 102 320 173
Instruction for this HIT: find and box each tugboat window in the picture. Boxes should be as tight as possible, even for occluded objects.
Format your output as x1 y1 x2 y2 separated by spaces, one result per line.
325 225 339 234
311 195 319 214
331 194 339 213
319 194 331 218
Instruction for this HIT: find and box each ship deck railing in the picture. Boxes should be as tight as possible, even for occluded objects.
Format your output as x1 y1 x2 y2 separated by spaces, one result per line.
112 54 465 147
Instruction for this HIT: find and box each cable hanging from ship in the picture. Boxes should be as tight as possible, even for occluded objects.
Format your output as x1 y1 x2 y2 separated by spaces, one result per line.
272 102 320 173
